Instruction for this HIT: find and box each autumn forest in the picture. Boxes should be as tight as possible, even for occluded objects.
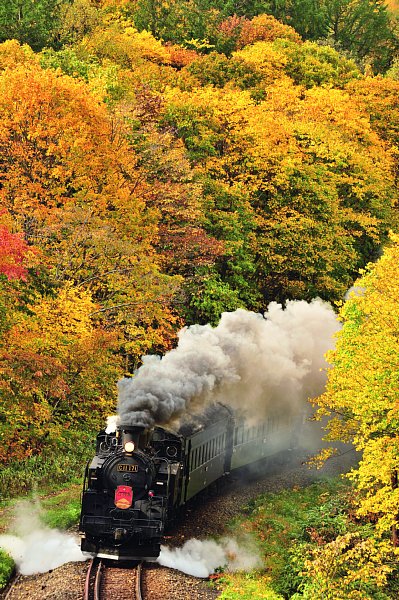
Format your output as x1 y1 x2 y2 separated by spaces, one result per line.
0 0 399 596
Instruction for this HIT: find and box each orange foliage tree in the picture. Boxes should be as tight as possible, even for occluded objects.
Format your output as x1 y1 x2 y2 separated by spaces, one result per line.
236 13 302 49
0 45 183 462
0 52 180 360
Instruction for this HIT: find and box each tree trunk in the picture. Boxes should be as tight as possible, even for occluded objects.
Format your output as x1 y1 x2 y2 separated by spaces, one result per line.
391 470 399 547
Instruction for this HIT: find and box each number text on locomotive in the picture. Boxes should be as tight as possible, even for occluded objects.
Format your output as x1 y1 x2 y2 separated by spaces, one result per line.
117 464 138 472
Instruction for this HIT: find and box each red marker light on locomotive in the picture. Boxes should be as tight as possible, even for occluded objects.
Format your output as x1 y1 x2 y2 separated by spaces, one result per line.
115 485 133 509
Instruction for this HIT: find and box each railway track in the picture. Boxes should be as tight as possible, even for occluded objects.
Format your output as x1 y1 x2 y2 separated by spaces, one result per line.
84 558 143 600
1 574 21 600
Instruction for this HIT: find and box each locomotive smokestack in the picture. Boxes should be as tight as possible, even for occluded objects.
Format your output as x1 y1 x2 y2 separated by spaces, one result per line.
120 425 146 451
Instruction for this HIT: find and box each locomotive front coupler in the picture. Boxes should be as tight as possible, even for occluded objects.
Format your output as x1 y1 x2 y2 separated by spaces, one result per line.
114 527 127 541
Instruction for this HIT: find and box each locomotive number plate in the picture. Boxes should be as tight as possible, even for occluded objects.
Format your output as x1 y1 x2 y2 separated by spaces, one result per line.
117 464 138 472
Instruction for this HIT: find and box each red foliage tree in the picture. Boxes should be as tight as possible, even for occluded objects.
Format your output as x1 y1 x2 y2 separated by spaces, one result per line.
0 225 29 280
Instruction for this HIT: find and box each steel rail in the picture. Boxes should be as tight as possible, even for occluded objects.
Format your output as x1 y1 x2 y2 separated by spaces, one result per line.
84 558 103 600
3 573 21 600
83 559 94 600
93 560 103 600
135 562 143 600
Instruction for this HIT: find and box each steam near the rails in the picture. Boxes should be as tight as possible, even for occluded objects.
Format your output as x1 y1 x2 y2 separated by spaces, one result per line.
0 501 85 575
157 537 262 578
117 300 339 428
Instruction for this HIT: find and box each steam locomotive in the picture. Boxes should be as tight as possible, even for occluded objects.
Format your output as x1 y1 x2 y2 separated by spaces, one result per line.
79 404 299 561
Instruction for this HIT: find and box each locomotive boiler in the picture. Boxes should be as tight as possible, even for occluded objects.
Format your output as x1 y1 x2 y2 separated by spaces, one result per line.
79 404 298 561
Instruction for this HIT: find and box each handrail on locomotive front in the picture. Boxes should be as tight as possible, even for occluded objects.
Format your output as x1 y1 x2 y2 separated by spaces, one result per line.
153 456 173 505
82 461 90 494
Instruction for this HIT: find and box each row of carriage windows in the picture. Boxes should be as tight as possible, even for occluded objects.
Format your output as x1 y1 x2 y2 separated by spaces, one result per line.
190 417 284 470
234 417 279 446
190 433 226 470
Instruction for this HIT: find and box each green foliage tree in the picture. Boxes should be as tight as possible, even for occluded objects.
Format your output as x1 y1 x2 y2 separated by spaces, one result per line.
0 0 64 50
267 0 329 40
323 0 395 71
57 0 101 45
132 0 218 45
201 179 260 310
186 51 264 90
265 0 396 72
276 39 360 88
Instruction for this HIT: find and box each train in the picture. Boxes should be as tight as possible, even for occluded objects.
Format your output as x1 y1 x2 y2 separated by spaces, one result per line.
79 403 300 561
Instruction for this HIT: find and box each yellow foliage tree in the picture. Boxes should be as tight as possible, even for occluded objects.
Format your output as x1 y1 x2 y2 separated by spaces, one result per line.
0 39 38 70
233 41 290 86
0 284 121 462
298 534 395 599
82 23 171 68
316 234 399 544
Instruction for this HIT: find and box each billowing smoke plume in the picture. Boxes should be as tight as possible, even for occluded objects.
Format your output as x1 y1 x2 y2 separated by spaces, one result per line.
157 537 261 577
118 300 339 428
0 501 86 575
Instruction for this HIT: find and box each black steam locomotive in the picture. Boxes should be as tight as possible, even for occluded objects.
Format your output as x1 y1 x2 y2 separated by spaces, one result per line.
79 404 299 561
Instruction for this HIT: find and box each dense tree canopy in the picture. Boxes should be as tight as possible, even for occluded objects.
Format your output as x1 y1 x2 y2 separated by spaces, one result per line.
0 2 398 475
0 60 180 352
109 0 399 71
0 52 181 459
161 80 396 306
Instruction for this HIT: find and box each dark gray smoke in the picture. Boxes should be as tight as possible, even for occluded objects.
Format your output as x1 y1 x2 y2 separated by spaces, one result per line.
117 300 339 428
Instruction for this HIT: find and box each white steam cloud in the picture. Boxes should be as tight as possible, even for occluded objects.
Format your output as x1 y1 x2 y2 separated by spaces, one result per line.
105 414 119 433
157 537 262 577
0 501 86 575
118 300 339 427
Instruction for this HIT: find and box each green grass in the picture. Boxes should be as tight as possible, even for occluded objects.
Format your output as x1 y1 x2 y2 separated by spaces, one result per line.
40 485 82 529
0 430 95 501
222 478 348 597
216 477 399 599
0 482 83 591
0 549 14 591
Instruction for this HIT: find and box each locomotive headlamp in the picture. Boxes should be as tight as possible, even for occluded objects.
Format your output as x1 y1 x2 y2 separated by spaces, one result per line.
124 441 135 453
